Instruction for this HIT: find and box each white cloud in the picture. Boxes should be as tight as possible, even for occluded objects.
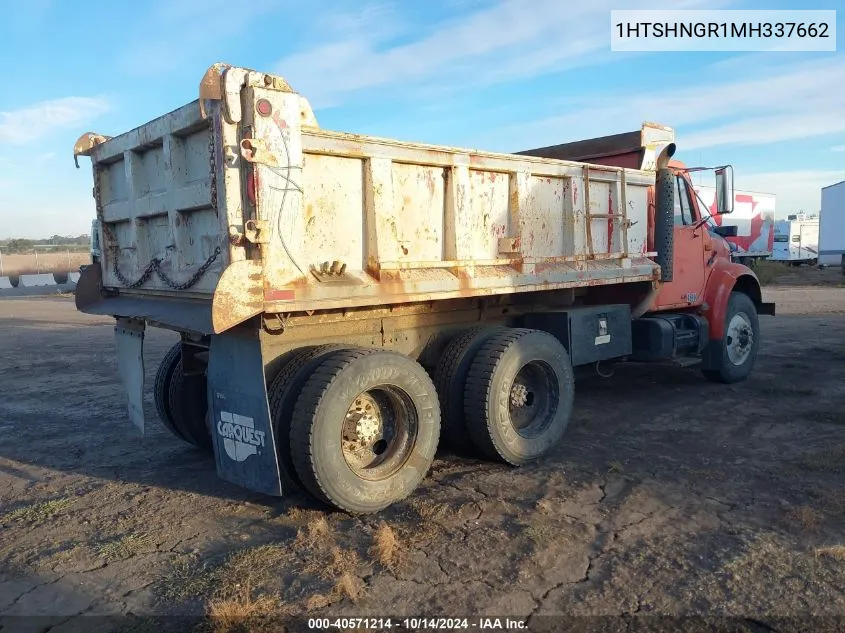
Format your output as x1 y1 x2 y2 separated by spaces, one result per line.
487 56 845 152
276 0 722 108
832 145 845 152
0 97 111 145
118 0 282 76
737 170 843 217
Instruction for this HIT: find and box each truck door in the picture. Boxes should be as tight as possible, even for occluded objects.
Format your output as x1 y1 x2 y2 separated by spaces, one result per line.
654 173 707 309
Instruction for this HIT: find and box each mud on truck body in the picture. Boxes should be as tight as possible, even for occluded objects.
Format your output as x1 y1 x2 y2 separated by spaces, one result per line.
73 64 775 513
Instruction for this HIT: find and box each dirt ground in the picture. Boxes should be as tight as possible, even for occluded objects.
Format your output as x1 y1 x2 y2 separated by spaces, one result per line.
1 268 844 633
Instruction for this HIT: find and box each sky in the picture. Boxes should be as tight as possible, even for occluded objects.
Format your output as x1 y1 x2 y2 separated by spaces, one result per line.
0 0 843 239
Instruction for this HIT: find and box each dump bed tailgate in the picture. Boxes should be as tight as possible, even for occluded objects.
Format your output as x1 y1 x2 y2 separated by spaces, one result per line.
80 100 230 296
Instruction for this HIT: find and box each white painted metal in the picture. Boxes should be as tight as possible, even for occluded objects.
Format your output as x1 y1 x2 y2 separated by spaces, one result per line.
772 217 820 263
79 65 662 315
819 180 845 267
725 311 753 366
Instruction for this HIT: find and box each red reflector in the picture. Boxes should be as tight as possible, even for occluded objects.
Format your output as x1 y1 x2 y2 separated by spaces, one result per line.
256 99 272 117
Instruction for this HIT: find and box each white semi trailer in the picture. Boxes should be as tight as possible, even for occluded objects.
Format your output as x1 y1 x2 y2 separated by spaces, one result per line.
819 180 845 272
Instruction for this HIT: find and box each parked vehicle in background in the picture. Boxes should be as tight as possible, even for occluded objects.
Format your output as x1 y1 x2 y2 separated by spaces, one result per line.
89 219 102 265
771 214 820 265
819 180 845 273
72 67 773 514
694 186 775 267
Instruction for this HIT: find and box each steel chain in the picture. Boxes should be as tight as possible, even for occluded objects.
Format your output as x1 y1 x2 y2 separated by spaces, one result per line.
110 246 222 290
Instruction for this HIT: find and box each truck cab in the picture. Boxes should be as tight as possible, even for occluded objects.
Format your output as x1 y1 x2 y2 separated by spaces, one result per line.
518 123 775 381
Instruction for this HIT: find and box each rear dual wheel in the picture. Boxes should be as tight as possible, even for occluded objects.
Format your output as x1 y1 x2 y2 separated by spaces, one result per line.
462 329 574 465
288 349 441 514
153 342 211 451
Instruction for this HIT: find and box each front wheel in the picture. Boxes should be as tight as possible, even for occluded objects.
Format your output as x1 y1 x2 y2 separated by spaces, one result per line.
702 292 760 384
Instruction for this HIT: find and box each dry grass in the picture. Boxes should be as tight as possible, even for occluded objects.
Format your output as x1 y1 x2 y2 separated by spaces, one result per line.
815 545 845 561
292 515 368 605
162 516 371 616
159 554 218 603
328 546 361 577
160 544 289 604
408 499 450 522
96 533 153 562
370 522 405 572
294 516 332 549
332 572 365 601
0 252 88 276
753 260 790 285
525 524 557 546
784 506 823 532
305 572 366 612
206 582 285 633
795 447 845 474
3 497 73 526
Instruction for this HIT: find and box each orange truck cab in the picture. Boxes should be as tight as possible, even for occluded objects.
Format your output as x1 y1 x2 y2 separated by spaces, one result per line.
519 123 776 383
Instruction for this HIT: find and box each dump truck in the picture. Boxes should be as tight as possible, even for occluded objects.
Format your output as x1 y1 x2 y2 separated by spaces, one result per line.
72 65 774 514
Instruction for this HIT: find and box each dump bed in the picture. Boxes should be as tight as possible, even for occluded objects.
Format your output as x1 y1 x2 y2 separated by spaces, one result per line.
74 64 664 334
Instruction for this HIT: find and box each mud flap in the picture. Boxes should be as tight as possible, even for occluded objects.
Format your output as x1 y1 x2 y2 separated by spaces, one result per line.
115 318 146 434
206 333 283 496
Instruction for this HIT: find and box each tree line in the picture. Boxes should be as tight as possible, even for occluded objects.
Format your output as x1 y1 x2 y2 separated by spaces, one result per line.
0 235 91 253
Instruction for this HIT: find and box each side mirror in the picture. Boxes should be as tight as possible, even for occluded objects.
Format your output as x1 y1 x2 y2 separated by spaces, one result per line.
715 166 734 214
712 225 738 238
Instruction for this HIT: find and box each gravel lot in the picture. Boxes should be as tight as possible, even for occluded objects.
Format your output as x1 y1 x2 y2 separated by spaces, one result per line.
1 274 844 633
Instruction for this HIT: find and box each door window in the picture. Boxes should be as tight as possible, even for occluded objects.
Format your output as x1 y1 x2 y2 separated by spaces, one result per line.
673 176 694 226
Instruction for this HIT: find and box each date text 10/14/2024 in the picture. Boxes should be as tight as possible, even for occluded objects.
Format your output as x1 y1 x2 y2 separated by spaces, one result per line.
307 617 528 630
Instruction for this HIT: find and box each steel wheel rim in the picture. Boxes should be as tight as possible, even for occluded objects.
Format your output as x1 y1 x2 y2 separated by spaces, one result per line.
341 386 418 481
726 311 754 366
508 360 559 438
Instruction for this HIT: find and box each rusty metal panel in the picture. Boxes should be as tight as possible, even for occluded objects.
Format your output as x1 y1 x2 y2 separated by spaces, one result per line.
300 154 366 273
467 170 511 260
243 84 308 291
387 163 445 263
519 175 566 258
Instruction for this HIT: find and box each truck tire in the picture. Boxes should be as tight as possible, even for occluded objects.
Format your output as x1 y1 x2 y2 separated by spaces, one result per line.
702 291 760 384
464 329 574 466
267 344 353 493
289 349 441 513
168 359 212 451
434 326 506 452
153 342 188 442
